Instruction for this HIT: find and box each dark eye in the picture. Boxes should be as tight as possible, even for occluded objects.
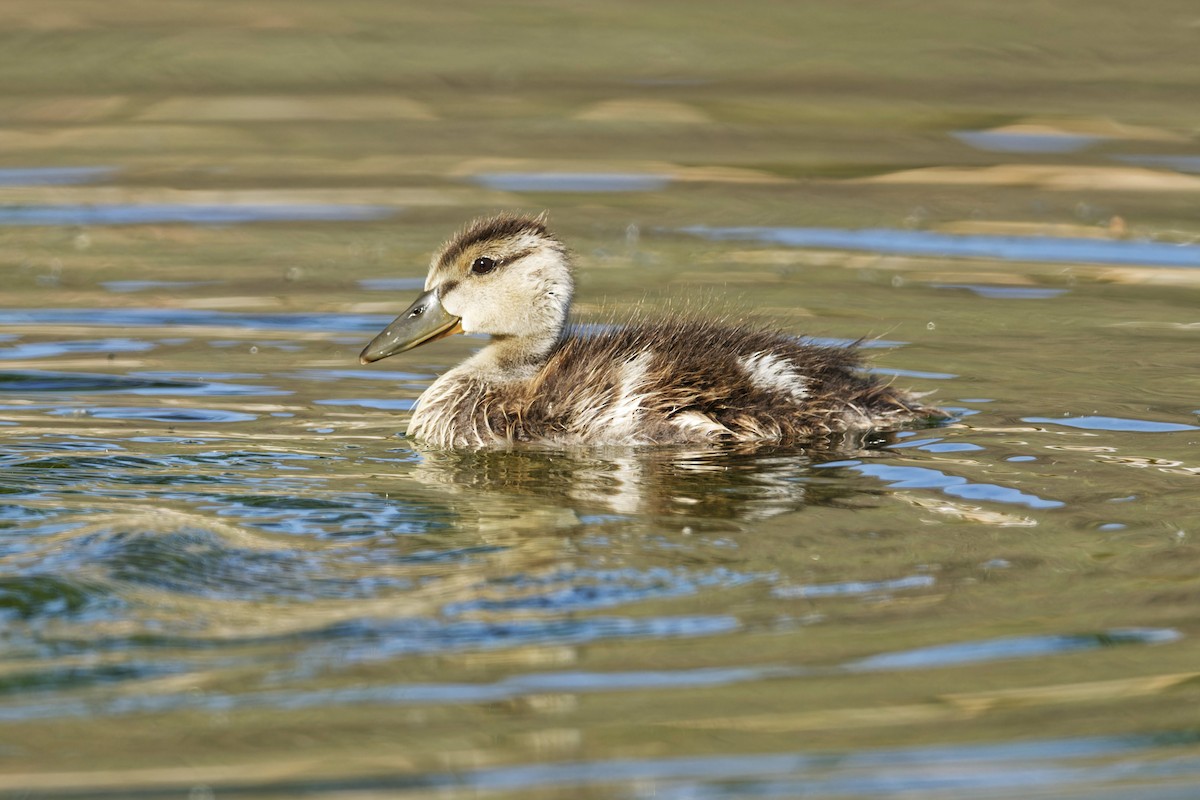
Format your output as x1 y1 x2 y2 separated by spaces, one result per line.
470 256 497 275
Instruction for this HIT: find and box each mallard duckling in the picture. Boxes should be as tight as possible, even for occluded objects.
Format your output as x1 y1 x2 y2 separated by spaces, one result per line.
360 213 944 448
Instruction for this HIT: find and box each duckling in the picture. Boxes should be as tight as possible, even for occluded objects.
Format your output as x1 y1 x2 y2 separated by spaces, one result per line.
360 213 944 448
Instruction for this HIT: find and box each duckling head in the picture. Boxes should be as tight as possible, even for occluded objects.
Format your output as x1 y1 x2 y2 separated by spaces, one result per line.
360 213 574 367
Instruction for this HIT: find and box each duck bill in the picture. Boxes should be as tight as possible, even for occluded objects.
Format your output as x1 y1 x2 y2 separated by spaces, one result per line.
359 289 464 364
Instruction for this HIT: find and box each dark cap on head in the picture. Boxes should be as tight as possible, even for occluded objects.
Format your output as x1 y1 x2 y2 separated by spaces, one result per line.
436 212 552 269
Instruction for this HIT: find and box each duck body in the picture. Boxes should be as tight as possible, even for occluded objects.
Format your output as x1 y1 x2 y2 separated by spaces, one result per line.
361 213 943 449
409 319 935 447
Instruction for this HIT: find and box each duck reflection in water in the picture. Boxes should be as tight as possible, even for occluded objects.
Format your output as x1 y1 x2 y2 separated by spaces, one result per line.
409 433 906 522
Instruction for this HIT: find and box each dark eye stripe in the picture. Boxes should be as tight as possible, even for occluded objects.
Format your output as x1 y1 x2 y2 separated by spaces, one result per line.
468 248 535 277
503 248 534 264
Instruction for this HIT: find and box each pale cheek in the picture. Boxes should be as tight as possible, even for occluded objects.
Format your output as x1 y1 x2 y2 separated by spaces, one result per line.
441 291 479 324
458 307 506 335
455 307 485 334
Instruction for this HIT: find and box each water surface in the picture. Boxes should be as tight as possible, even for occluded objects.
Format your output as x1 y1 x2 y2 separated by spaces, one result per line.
2 2 1200 798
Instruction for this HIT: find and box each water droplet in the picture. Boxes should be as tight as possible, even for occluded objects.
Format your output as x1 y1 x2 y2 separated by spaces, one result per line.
926 321 936 331
249 345 258 354
903 206 928 229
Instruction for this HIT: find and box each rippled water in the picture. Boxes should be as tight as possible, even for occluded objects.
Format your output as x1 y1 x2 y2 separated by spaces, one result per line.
4 3 1200 798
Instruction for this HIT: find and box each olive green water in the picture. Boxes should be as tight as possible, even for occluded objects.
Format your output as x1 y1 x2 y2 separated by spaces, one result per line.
3 2 1200 797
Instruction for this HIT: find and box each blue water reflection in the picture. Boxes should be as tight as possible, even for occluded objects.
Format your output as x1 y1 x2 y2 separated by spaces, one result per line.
0 204 394 226
1026 415 1199 433
683 226 1200 268
846 628 1180 671
815 461 1064 509
0 370 278 396
102 280 223 293
0 338 156 360
775 575 935 599
0 166 117 186
358 278 427 291
1114 154 1200 174
45 406 257 423
951 131 1101 153
0 307 386 333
